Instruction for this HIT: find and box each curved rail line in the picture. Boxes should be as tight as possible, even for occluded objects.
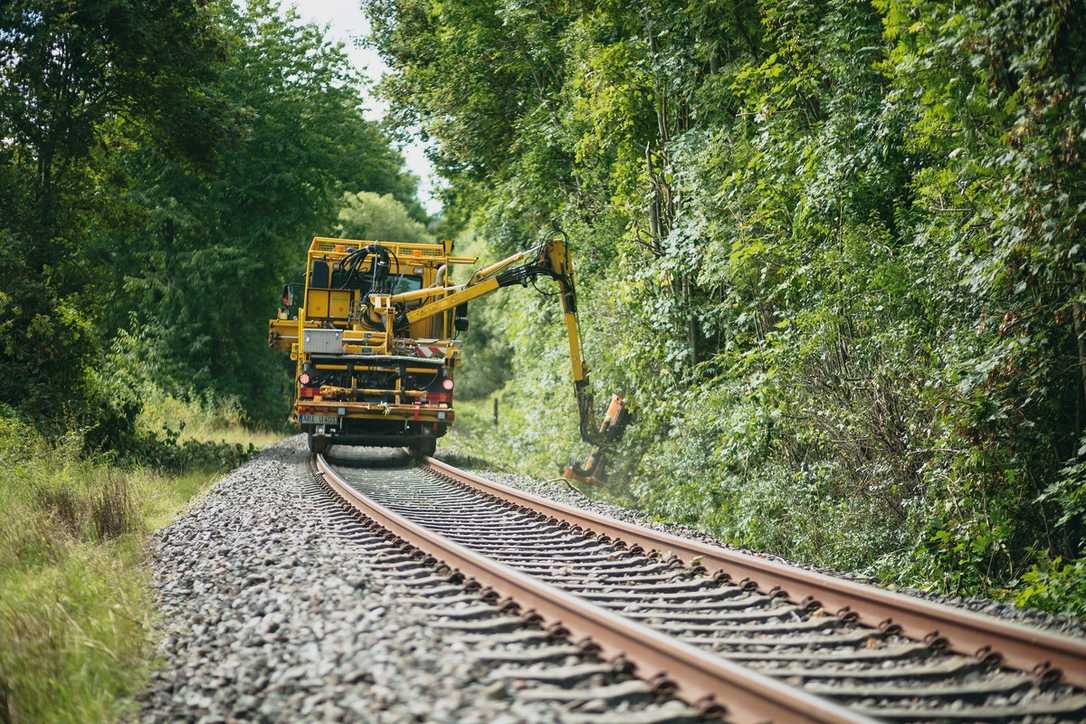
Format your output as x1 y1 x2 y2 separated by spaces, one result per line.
315 453 866 723
315 450 1086 721
421 457 1086 692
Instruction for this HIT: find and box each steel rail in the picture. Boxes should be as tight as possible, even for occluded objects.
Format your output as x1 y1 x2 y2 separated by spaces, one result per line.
424 456 1086 690
315 454 869 724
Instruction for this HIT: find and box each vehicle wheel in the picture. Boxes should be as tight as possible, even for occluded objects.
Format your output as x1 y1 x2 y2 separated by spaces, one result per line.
307 433 329 455
411 437 436 458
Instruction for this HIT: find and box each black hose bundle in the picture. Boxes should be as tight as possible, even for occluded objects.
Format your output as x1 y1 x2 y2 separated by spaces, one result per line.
336 244 399 294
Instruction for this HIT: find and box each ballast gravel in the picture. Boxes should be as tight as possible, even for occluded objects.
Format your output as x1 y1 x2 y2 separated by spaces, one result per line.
140 437 578 723
434 447 1086 640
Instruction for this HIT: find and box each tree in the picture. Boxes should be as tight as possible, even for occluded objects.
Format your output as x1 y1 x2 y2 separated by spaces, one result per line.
367 0 1086 610
0 0 424 432
337 191 433 242
0 0 222 433
102 0 423 425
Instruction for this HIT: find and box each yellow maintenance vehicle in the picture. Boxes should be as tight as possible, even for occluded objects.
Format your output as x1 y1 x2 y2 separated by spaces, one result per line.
269 236 627 479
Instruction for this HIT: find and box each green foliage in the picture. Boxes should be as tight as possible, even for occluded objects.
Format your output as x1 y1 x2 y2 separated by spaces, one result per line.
0 3 432 716
371 0 1086 613
337 191 433 242
102 1 422 426
448 229 513 399
1016 554 1086 617
117 427 254 476
0 0 222 434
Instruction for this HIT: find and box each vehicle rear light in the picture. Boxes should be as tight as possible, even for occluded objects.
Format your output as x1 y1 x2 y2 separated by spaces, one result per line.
441 377 454 391
299 387 317 398
299 372 311 385
425 391 451 404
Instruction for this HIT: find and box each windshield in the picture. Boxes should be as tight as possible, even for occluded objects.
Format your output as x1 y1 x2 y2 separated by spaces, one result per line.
390 275 422 294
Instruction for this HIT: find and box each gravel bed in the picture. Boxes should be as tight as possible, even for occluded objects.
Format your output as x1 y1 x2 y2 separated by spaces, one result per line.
433 448 1086 640
140 436 585 723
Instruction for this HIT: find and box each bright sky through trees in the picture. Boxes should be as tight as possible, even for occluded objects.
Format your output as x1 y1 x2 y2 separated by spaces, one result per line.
290 0 440 214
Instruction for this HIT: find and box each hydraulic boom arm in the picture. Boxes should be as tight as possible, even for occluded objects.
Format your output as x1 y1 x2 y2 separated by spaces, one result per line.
384 239 627 454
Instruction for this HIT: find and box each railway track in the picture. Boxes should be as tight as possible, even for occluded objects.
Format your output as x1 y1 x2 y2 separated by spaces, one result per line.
314 448 1086 722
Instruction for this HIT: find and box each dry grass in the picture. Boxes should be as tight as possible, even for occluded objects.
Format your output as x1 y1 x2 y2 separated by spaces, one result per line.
91 475 138 541
33 486 83 539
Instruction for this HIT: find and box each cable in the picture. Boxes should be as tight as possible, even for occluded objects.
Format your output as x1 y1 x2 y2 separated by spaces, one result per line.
338 244 393 294
530 276 557 298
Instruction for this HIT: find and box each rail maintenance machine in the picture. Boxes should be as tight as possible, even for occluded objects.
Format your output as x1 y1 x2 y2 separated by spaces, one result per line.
268 236 628 481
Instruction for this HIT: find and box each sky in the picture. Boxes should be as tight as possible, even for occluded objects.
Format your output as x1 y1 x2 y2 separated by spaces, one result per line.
289 0 441 214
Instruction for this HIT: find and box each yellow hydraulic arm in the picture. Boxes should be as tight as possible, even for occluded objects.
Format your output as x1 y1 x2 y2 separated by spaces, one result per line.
383 239 623 449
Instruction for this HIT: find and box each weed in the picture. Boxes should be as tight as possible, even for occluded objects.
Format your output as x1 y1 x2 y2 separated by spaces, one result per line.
92 474 138 541
33 486 83 539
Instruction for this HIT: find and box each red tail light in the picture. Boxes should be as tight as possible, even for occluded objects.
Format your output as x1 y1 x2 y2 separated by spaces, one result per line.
425 391 452 404
299 372 311 385
441 377 454 391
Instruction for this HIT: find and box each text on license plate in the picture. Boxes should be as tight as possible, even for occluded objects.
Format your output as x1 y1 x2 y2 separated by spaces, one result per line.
299 414 339 425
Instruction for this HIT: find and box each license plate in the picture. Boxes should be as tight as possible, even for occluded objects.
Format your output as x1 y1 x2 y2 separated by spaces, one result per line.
299 414 339 425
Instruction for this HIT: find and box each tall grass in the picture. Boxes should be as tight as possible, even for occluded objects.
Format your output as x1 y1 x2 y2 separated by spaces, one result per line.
135 388 282 449
0 396 279 722
0 424 145 722
1 544 151 722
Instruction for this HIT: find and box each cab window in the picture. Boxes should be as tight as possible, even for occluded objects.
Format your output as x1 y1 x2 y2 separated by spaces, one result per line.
390 275 423 294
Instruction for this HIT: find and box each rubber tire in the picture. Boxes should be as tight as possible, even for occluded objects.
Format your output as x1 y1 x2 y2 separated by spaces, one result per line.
411 437 436 459
307 433 329 455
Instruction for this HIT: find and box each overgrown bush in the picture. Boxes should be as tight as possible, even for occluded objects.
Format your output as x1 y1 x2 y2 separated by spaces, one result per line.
121 426 255 475
1016 555 1086 617
82 324 268 472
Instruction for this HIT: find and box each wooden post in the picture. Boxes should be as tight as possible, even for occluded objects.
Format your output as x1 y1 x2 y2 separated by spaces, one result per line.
493 397 499 427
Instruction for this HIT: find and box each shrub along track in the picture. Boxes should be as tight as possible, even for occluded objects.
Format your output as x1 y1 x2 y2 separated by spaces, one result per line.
317 448 1086 722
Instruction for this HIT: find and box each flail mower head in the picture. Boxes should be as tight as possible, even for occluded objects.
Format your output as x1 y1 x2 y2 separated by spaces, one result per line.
563 394 629 484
